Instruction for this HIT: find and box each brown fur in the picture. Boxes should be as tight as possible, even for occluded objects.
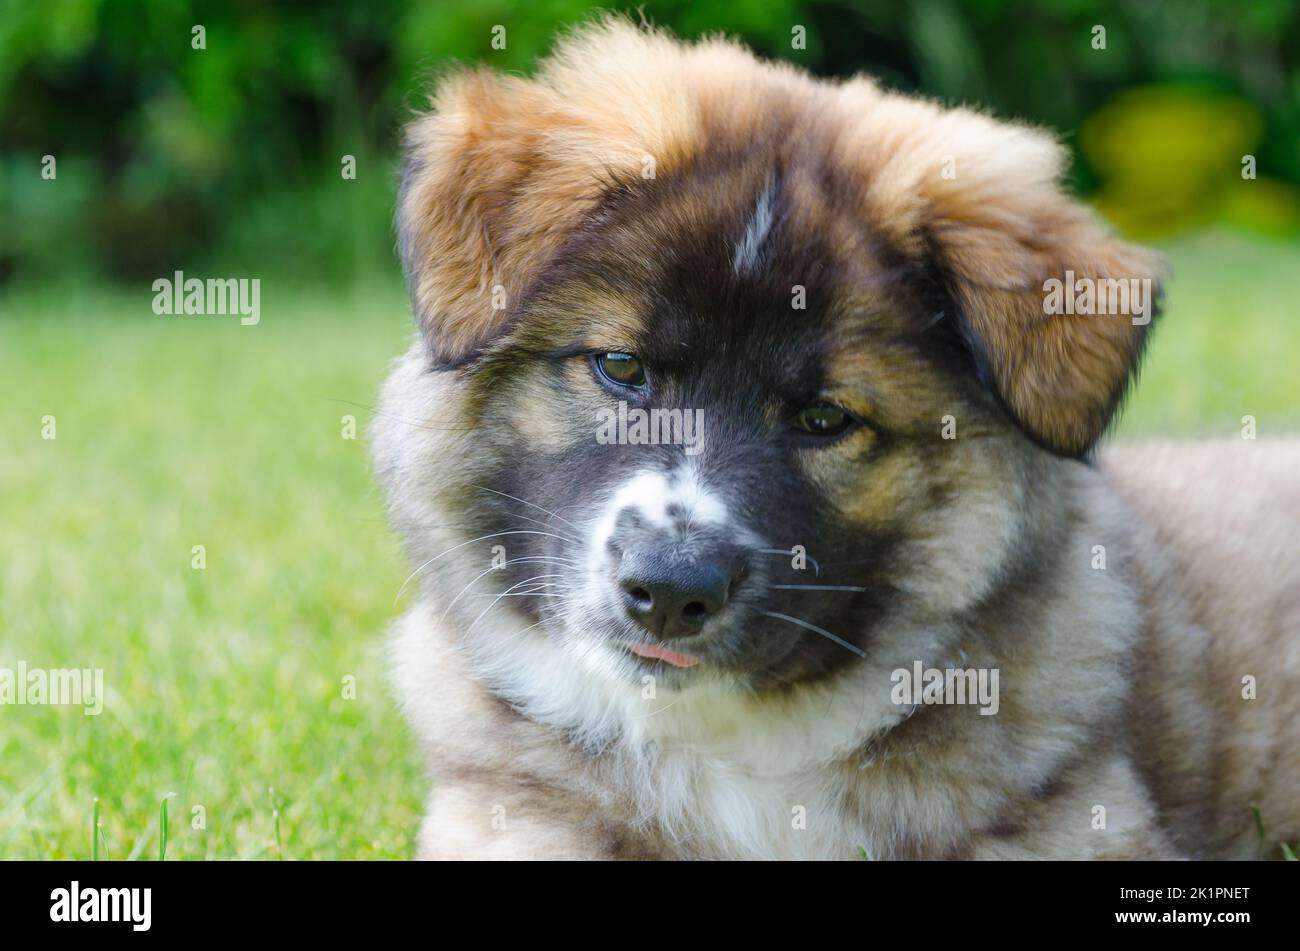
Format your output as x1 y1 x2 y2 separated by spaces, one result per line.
1105 440 1300 858
398 19 1161 454
379 19 1299 860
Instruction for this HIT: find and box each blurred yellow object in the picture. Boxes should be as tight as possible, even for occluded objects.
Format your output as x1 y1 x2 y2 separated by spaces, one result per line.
1220 177 1300 236
1082 86 1298 238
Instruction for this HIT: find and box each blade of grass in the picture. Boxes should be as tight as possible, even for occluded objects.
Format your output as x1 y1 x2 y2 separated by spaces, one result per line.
159 793 176 861
270 787 283 860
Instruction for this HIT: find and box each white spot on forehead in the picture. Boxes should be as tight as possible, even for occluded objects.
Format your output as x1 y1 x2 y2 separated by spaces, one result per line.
732 179 777 277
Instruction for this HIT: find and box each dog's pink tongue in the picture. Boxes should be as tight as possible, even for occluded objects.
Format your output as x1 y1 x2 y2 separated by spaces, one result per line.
627 642 700 668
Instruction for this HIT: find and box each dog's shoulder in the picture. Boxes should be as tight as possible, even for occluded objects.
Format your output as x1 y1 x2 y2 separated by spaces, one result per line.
1101 438 1300 617
1101 438 1300 856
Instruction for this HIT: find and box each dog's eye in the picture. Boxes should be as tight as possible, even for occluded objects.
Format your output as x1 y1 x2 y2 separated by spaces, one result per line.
593 352 646 388
793 402 853 437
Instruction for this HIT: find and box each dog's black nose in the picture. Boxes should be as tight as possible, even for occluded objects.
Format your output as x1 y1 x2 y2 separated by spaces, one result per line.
617 548 737 639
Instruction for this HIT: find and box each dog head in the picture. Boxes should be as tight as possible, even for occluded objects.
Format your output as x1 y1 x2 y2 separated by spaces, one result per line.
384 19 1162 693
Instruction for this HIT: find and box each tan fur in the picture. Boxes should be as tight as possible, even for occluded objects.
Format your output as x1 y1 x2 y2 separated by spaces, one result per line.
398 27 701 363
829 89 1164 455
1104 440 1300 858
379 19 1299 860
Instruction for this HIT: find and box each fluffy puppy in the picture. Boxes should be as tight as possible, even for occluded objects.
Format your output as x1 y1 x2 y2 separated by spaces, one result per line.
373 18 1300 859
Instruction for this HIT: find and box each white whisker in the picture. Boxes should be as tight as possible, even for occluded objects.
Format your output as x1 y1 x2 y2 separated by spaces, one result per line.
771 584 865 592
468 592 564 599
438 557 578 622
393 530 577 605
763 611 866 658
466 574 567 635
495 508 582 543
755 547 821 576
470 484 583 532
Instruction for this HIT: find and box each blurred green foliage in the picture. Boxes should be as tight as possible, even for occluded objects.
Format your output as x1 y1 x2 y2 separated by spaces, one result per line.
2 0 1298 284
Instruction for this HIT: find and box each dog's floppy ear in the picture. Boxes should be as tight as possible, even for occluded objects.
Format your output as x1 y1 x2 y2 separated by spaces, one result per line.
932 175 1164 457
397 22 696 366
853 96 1164 456
397 71 578 366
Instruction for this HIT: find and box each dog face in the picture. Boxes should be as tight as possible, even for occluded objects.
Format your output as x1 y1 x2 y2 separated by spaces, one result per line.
387 19 1162 694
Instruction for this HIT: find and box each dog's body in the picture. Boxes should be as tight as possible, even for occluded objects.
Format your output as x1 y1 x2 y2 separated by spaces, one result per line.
375 20 1299 860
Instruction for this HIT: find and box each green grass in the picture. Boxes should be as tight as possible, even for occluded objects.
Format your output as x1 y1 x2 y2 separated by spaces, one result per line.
1114 230 1300 438
0 279 422 859
0 229 1297 859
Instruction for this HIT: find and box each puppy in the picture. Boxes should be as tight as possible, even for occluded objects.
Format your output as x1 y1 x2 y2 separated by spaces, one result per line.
374 18 1300 859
